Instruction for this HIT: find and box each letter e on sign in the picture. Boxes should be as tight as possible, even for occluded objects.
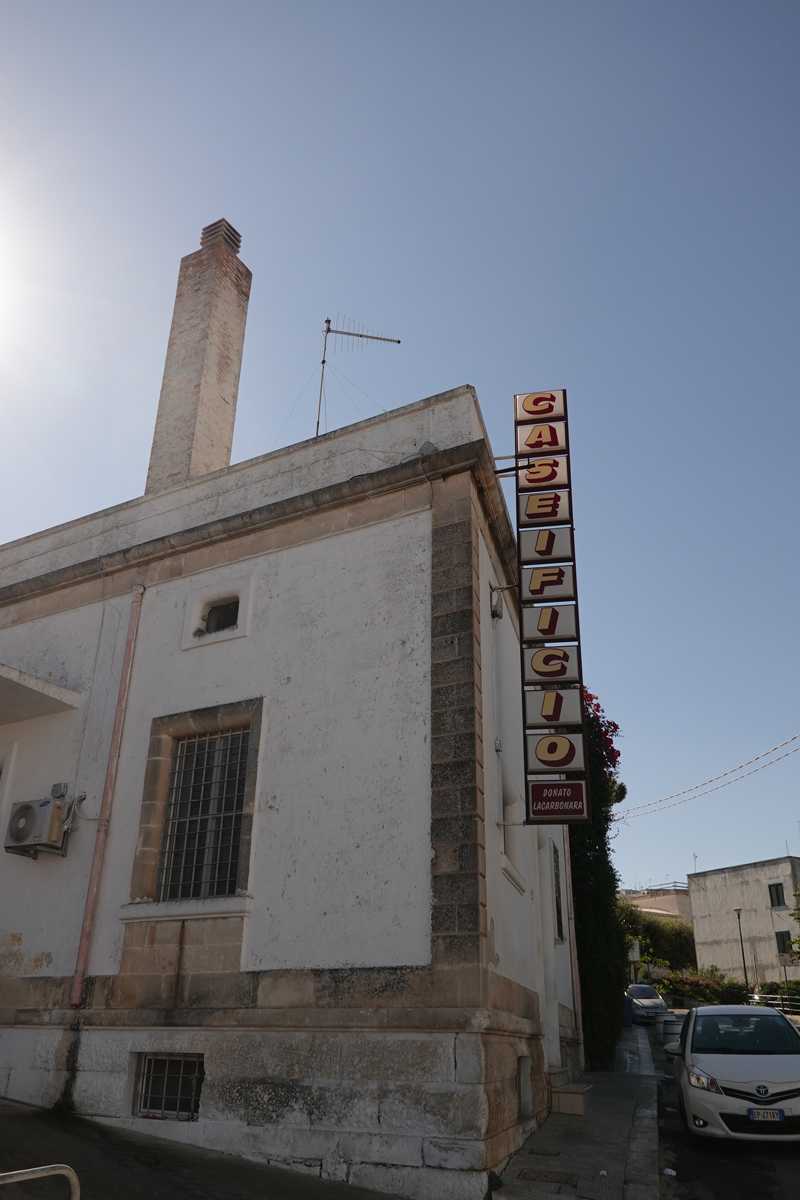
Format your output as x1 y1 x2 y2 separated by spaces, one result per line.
518 491 571 526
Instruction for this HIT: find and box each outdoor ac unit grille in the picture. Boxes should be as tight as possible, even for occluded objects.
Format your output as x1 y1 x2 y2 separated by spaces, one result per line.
8 803 36 844
135 1054 204 1120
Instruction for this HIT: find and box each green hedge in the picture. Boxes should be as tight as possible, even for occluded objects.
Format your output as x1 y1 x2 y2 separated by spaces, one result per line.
568 691 629 1067
617 898 696 970
656 967 747 1005
756 978 800 996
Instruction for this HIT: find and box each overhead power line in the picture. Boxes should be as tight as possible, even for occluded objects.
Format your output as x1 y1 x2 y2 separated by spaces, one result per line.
614 735 800 821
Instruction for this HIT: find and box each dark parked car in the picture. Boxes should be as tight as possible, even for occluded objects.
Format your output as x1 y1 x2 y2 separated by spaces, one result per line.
626 983 667 1023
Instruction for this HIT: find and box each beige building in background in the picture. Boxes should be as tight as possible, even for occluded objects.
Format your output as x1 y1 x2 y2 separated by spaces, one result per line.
0 221 582 1200
620 883 692 925
688 857 800 985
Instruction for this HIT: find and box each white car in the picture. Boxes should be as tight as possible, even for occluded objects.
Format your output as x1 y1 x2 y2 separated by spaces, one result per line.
667 1005 800 1140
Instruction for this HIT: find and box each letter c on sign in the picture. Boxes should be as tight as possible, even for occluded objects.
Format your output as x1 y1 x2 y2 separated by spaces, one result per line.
530 648 569 677
535 736 576 768
521 393 557 416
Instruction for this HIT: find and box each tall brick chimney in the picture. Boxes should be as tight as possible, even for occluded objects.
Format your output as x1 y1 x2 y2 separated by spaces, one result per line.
145 220 252 494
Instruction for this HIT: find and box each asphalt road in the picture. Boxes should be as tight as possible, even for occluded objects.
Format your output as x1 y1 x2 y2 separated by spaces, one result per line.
0 1099 402 1200
653 1029 800 1200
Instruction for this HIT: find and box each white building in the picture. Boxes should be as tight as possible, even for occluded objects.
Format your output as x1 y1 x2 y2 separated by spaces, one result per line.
689 857 800 985
0 221 582 1200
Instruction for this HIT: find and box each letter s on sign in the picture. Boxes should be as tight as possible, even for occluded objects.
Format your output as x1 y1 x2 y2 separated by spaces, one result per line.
530 648 569 677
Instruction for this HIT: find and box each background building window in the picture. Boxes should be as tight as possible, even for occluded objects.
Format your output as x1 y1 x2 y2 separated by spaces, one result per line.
156 728 249 901
135 1053 204 1119
769 883 786 908
776 930 793 955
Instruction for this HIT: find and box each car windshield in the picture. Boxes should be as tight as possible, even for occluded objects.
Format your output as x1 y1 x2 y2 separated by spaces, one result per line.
692 1012 800 1055
628 986 659 999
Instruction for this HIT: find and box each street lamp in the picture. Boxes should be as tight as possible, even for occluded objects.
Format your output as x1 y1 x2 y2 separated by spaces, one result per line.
734 908 750 1000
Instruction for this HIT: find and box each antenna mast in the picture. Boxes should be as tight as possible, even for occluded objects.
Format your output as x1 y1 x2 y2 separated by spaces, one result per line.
316 316 400 437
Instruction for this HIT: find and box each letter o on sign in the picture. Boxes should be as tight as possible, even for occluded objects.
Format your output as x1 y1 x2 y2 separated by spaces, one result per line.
534 736 577 768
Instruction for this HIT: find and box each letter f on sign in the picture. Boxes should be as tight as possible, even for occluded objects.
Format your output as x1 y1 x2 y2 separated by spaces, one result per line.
528 567 565 597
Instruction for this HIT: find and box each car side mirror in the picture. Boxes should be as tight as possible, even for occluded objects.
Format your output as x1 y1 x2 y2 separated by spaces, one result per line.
664 1041 682 1057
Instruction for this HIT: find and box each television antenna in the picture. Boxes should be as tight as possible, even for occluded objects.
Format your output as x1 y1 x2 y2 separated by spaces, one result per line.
316 315 400 437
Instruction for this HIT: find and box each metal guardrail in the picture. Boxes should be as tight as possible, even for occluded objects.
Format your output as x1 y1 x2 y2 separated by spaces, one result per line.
757 994 800 1015
0 1165 79 1200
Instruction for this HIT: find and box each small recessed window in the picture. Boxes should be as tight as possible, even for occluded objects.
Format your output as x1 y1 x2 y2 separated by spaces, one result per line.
553 844 564 941
776 930 793 956
135 1053 204 1120
769 883 786 908
206 599 239 634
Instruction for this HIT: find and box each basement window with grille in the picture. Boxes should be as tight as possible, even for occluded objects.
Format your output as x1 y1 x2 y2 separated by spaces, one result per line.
135 1053 204 1120
155 728 250 901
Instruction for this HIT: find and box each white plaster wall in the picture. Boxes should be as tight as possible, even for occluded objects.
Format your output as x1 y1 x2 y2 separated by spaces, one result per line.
689 859 800 982
478 537 540 993
0 597 132 977
0 388 489 589
0 1026 68 1106
477 537 576 1029
86 510 432 975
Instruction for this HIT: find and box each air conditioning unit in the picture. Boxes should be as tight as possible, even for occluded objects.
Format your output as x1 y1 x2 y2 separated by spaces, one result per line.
5 798 66 857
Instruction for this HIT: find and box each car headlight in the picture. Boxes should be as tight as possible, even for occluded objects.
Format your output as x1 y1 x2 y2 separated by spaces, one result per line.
688 1069 721 1094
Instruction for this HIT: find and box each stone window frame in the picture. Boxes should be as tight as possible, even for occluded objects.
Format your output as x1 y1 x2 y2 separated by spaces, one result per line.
129 697 263 903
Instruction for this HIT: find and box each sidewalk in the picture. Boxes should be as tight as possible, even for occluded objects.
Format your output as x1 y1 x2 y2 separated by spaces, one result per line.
497 1027 659 1200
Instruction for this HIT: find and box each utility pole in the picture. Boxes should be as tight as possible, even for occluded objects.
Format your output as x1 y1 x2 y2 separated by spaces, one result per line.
734 908 749 1000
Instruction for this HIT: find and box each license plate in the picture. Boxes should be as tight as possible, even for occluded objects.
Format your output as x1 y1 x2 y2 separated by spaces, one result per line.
748 1109 784 1122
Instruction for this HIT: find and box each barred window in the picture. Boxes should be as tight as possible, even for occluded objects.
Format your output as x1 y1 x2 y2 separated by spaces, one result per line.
156 728 249 901
135 1053 204 1119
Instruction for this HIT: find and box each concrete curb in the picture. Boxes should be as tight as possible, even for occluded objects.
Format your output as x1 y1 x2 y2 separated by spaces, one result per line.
623 1075 660 1200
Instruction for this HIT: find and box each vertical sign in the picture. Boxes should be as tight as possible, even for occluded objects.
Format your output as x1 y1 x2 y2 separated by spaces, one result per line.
514 391 591 823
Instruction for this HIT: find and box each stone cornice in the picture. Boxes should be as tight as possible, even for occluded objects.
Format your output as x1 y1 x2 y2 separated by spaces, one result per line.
0 440 518 607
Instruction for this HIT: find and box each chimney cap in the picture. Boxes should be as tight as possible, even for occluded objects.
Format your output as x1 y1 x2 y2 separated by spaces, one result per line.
200 219 242 255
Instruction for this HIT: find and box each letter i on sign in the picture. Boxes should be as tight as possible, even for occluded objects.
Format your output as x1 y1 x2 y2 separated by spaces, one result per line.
535 530 555 556
540 691 563 721
537 607 559 636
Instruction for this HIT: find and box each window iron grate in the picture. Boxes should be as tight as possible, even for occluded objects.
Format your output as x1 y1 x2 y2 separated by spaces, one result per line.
135 1053 204 1120
156 728 249 902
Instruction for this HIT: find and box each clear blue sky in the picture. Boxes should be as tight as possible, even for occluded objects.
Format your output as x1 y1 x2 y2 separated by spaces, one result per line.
1 1 798 887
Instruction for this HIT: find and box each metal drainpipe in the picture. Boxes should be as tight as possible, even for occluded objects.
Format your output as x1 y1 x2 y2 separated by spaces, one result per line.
69 583 145 1009
562 828 585 1072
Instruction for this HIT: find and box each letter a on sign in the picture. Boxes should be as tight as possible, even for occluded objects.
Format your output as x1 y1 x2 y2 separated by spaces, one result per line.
515 423 567 454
